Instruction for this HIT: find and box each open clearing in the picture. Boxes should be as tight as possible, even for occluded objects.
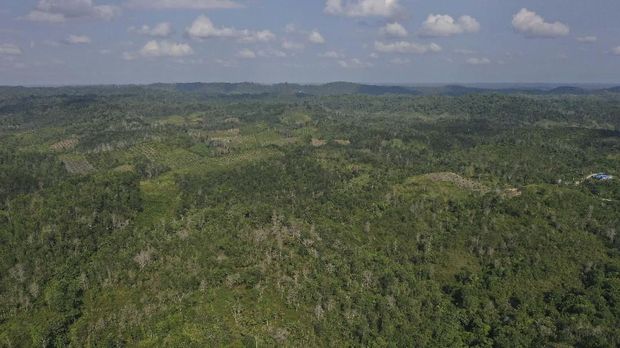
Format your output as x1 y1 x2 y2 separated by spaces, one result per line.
60 155 95 174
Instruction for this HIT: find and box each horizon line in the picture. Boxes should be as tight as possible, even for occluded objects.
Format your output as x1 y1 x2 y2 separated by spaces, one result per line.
2 81 620 89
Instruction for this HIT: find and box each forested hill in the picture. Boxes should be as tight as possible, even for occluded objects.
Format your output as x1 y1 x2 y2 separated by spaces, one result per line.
0 86 619 346
150 82 421 96
2 82 620 98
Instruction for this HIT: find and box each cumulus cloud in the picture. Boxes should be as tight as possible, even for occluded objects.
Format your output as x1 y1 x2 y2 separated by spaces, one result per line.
284 23 297 33
186 15 275 43
125 0 241 10
381 22 408 37
282 40 304 51
576 36 597 43
613 46 620 56
389 57 410 64
236 48 256 59
257 49 287 58
419 14 480 37
64 34 91 44
0 44 23 55
24 11 66 23
374 40 441 54
512 8 569 38
24 0 120 23
325 0 401 18
241 30 276 43
466 57 491 65
122 52 137 60
338 58 372 68
130 22 173 37
454 48 475 55
139 40 193 57
308 30 325 44
319 51 344 59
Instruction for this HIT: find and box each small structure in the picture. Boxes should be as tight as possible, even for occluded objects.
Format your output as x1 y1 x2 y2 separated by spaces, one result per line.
591 173 613 181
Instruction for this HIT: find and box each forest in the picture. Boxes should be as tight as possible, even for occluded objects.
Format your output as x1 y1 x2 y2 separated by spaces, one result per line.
0 84 619 347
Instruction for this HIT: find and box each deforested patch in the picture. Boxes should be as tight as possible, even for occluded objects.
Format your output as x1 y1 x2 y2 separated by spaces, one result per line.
311 138 326 147
50 138 78 152
60 155 95 175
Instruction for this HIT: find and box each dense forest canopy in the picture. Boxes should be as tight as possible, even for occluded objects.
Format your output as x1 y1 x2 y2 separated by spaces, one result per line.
0 84 619 347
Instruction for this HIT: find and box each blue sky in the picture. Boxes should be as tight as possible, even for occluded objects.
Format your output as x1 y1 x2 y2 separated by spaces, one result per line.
1 0 620 85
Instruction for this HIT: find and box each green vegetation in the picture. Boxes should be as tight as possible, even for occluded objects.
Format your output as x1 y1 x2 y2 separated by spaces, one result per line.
1 85 619 347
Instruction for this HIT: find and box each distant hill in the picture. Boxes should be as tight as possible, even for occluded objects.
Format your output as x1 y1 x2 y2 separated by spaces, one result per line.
3 82 620 98
603 86 620 93
154 82 620 97
415 85 489 96
546 86 588 95
146 82 419 96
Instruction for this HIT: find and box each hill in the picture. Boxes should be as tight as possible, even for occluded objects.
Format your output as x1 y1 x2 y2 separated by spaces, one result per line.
1 86 619 346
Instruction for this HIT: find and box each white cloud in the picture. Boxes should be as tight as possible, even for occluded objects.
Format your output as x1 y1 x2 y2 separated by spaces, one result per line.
122 52 137 60
24 10 66 23
458 16 480 33
24 0 120 23
186 15 238 39
466 57 491 65
284 23 297 33
125 0 241 10
282 40 304 51
130 22 173 37
237 48 256 59
389 57 410 64
216 58 236 67
419 14 480 37
139 40 193 57
239 30 276 43
319 51 344 59
325 0 401 18
186 15 275 43
381 22 408 37
576 36 597 43
64 34 91 44
512 8 569 38
0 44 23 55
308 30 325 44
43 40 61 47
257 49 287 58
374 40 441 54
613 46 620 56
454 48 475 55
338 57 372 69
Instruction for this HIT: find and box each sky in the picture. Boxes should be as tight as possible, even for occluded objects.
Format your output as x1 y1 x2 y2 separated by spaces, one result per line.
1 0 620 85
